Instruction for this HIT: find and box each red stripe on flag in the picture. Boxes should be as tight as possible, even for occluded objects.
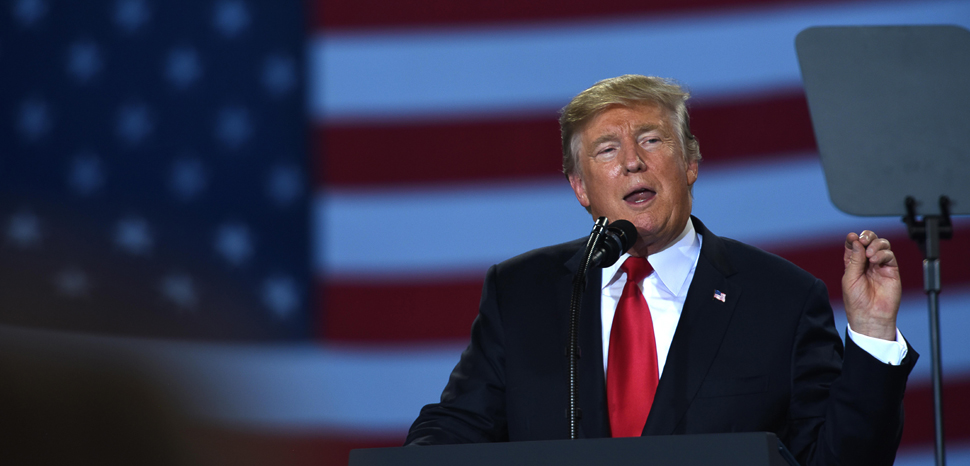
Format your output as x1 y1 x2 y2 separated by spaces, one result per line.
770 226 970 303
900 375 970 448
319 116 563 187
312 0 873 30
319 278 484 342
689 91 816 165
318 91 816 187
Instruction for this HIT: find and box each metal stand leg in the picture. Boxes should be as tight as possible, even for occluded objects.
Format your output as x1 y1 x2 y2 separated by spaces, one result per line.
925 262 945 466
905 198 952 466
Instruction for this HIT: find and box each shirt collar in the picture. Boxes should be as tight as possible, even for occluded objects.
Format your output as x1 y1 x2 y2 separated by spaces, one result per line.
602 218 700 296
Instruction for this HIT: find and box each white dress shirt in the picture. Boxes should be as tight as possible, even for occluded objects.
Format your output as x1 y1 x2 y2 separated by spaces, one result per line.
600 218 908 378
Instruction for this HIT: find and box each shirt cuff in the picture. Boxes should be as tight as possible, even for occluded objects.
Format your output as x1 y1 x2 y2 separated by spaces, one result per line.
846 323 909 366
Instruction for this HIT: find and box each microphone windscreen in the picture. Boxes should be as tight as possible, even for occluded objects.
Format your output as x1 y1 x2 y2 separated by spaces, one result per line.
609 220 638 251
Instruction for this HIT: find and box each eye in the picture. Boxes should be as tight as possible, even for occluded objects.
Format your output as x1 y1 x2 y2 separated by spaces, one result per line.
639 135 663 150
594 145 618 160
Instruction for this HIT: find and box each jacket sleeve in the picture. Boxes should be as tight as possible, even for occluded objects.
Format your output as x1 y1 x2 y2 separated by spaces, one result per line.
785 278 918 466
405 264 509 445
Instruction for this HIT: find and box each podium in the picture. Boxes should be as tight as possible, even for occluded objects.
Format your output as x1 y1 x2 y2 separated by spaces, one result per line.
350 432 798 466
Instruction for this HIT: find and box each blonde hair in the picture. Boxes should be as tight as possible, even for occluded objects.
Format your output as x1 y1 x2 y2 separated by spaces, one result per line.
559 75 701 177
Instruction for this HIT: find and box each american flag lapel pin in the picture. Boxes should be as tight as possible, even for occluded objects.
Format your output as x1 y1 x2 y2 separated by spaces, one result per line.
713 290 727 302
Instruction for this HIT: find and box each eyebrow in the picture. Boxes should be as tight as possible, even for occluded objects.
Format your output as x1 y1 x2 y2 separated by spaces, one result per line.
634 124 662 136
589 124 663 148
590 133 620 148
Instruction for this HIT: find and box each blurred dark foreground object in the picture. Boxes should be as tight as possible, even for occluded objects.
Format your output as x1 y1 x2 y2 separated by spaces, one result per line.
0 325 196 466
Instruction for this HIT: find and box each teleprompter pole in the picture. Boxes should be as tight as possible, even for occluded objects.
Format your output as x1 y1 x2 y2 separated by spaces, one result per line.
904 196 952 466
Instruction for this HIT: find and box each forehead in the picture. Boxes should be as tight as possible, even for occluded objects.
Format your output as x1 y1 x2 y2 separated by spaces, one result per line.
580 102 670 142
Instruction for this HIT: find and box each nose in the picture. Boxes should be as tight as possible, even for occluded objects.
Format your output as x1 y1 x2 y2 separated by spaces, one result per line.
620 143 647 173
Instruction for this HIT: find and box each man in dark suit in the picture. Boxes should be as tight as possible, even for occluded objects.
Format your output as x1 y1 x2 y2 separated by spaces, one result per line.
405 75 916 466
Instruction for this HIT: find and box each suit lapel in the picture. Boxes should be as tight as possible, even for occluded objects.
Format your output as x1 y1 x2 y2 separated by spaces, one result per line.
644 217 741 435
564 246 609 438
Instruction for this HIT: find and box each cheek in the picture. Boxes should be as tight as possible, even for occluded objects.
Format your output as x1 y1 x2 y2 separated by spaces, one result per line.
603 162 624 178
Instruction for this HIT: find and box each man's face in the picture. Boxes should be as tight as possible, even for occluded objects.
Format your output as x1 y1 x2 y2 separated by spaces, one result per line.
568 103 698 256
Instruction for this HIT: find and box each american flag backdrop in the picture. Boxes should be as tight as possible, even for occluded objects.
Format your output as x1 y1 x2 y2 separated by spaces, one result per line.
2 0 970 465
1 0 308 340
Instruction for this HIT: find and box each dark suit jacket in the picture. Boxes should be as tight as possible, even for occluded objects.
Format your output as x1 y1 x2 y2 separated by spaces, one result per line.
406 217 917 466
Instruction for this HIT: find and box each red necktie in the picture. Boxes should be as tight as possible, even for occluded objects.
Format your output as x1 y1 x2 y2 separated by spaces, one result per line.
607 256 659 438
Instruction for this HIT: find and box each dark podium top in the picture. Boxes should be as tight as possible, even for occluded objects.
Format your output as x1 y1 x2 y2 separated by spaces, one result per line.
350 432 797 466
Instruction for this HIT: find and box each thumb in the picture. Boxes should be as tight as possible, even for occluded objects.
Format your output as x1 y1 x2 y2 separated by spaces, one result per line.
844 234 867 277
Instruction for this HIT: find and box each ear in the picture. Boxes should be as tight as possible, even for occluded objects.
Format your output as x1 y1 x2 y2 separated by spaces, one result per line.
568 172 590 208
686 160 698 188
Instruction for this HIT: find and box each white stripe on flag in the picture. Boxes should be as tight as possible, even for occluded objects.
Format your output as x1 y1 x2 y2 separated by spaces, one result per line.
317 155 904 277
895 445 970 466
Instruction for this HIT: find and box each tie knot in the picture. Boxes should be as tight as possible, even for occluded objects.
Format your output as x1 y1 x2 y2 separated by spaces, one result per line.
621 256 653 283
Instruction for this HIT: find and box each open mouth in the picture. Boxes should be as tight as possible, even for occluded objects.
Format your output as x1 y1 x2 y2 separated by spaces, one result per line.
624 188 656 204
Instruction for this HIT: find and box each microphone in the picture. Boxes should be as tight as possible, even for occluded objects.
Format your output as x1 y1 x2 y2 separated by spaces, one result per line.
569 218 638 438
589 220 637 268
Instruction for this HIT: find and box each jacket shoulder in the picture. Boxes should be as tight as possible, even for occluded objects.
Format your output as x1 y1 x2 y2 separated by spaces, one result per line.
493 237 585 274
717 235 823 288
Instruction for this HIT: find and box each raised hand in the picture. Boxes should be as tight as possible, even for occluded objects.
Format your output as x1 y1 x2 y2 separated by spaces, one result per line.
842 230 901 341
